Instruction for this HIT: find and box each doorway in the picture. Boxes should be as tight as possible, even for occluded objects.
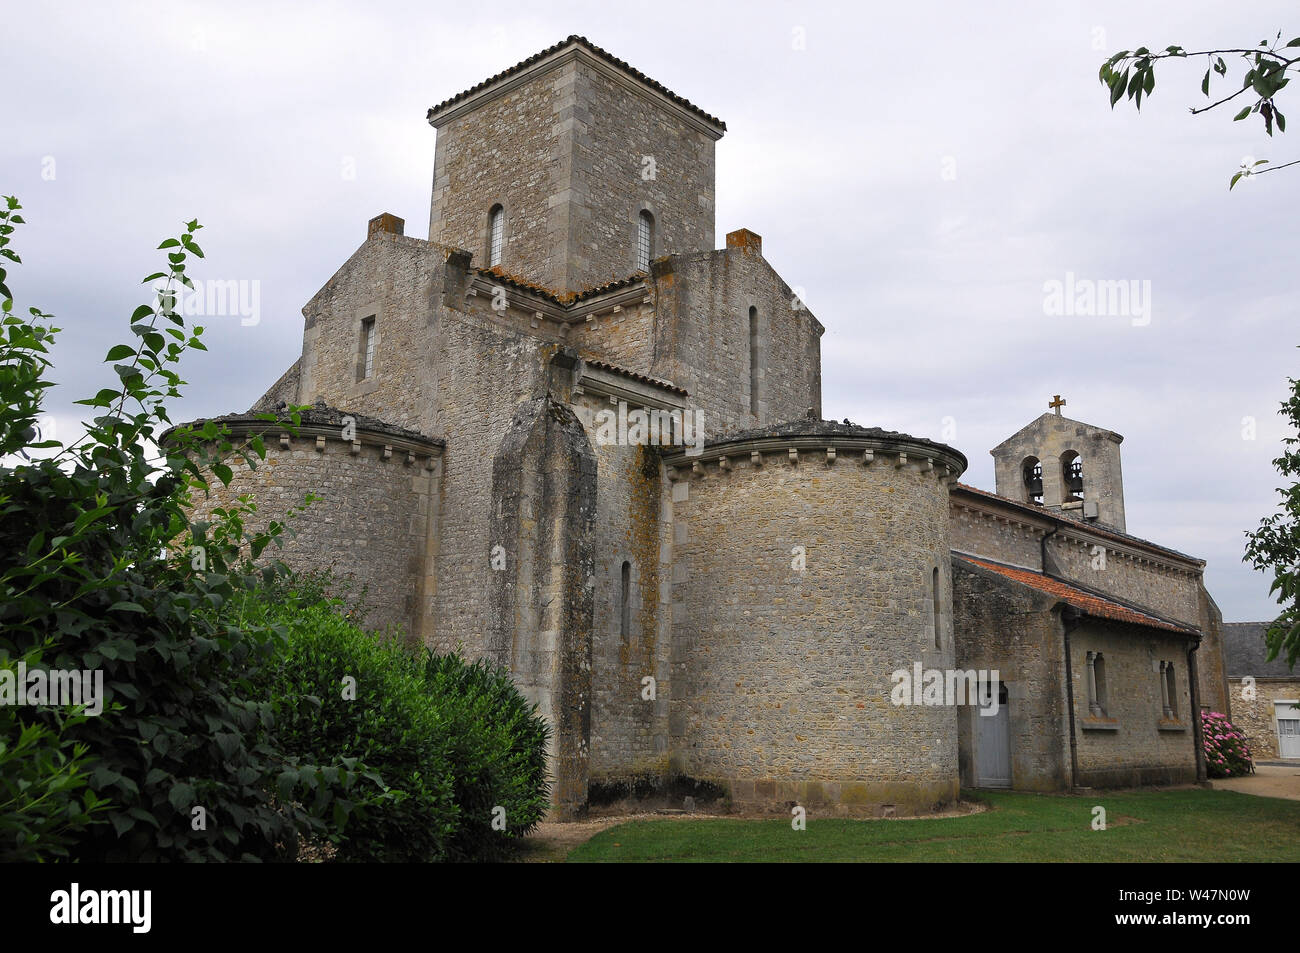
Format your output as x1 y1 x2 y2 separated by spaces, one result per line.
976 682 1012 788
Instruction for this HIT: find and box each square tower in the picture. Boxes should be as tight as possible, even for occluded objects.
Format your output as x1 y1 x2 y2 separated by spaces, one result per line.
426 36 725 294
990 409 1127 532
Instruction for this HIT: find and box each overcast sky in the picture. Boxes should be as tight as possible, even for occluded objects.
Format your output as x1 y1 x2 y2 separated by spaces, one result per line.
6 0 1297 622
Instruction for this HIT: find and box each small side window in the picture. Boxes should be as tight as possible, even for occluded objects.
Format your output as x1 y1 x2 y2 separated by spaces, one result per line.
358 315 376 381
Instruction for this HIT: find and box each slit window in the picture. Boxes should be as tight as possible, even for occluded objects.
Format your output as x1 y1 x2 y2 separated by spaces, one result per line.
488 204 504 267
636 211 654 272
932 566 941 649
359 315 376 381
619 561 631 639
749 306 759 416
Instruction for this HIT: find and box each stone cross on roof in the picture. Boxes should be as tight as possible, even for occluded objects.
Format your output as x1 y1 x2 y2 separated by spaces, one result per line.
1049 394 1066 416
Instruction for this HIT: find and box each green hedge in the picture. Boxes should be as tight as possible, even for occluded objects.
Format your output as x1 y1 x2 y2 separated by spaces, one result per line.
258 599 550 862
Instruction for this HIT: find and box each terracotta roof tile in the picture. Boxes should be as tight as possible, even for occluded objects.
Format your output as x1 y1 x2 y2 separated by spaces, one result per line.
428 35 726 131
956 555 1198 635
582 358 687 396
475 266 647 307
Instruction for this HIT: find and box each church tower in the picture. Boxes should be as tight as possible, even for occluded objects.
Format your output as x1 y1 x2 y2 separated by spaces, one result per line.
990 397 1127 532
426 35 726 294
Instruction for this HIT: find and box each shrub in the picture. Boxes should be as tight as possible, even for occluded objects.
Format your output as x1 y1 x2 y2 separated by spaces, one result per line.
0 200 354 860
256 600 459 862
423 653 551 860
1201 710 1253 778
256 591 550 862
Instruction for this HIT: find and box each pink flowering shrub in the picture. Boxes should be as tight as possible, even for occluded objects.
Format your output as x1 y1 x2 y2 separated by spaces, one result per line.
1201 711 1253 778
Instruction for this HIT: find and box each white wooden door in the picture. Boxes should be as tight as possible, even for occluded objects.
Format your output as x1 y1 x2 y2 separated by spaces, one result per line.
1277 702 1300 759
976 684 1011 788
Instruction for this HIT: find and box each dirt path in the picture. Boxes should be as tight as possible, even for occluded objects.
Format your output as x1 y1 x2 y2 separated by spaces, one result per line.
1209 763 1300 801
515 800 989 862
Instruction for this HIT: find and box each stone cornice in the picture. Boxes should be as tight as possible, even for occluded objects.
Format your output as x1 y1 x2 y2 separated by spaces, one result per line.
663 434 966 481
191 416 444 464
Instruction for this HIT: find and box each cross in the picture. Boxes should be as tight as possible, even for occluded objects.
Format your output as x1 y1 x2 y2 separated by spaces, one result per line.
1049 395 1066 416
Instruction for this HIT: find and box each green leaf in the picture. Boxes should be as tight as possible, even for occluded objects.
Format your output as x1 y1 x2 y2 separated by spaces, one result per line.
168 782 195 811
213 463 233 486
105 344 136 361
1233 106 1252 121
1201 69 1210 96
1110 72 1127 107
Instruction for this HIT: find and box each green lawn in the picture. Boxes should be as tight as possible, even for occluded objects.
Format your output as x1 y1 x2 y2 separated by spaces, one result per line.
565 789 1300 862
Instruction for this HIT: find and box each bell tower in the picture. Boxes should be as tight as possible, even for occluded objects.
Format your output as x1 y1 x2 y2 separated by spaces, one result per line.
426 35 725 294
990 397 1127 532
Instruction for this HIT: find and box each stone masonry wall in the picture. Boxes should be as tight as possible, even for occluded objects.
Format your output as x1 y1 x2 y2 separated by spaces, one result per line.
1195 590 1231 719
1046 534 1202 628
569 297 657 376
1226 679 1300 761
571 392 673 782
650 243 822 439
570 60 716 286
186 426 439 640
952 561 1071 791
428 54 719 295
428 64 568 290
1069 620 1199 786
949 502 1046 570
428 299 562 659
298 232 444 436
670 446 958 814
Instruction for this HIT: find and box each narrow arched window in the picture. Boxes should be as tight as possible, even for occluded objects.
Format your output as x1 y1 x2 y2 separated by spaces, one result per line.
619 561 631 639
932 567 941 649
488 204 504 267
636 210 654 271
1094 653 1108 716
749 306 759 416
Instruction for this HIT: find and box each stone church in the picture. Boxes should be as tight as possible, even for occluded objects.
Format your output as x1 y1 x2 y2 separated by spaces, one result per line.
195 36 1231 816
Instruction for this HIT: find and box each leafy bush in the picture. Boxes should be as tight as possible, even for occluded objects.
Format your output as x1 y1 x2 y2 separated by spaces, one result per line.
1202 710 1253 778
0 198 358 861
255 600 457 861
423 653 551 860
255 590 550 862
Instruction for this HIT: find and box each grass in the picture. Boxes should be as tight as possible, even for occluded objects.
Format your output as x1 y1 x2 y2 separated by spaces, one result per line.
565 789 1300 862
